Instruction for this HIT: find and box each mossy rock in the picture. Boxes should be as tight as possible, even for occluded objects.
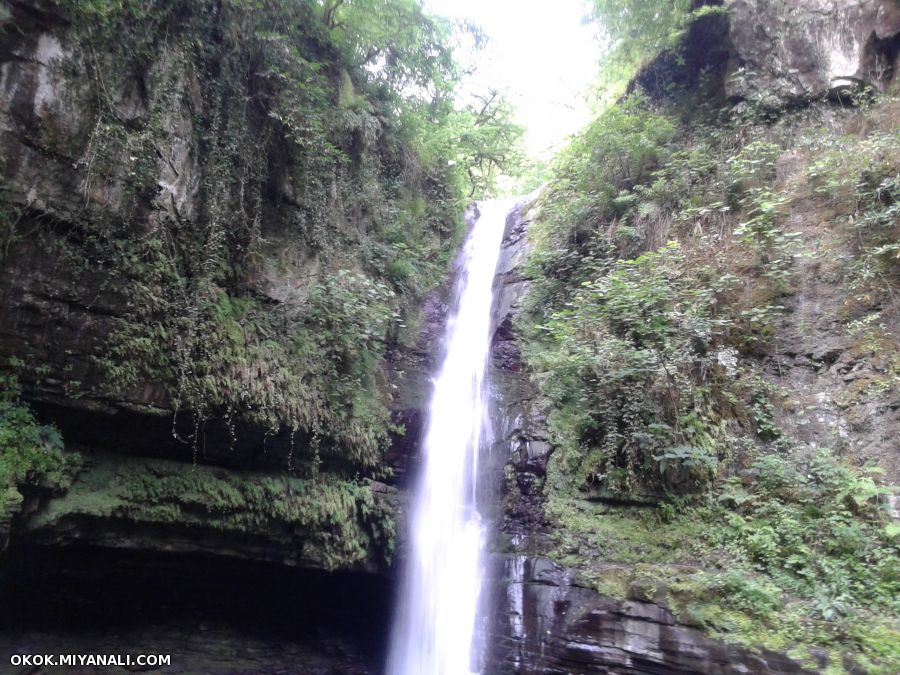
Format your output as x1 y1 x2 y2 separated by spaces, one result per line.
627 577 670 605
20 453 398 573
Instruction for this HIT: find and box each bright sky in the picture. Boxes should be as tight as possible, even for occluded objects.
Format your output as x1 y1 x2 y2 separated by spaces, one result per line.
427 0 600 158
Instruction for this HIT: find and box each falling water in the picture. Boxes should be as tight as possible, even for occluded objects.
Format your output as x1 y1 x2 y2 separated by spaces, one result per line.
387 199 513 675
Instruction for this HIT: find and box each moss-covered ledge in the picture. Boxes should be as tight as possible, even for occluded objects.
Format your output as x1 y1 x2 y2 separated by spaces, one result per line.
17 452 399 574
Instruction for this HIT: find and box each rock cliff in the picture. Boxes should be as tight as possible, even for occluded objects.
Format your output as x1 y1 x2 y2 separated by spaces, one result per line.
0 0 465 572
636 0 900 105
482 1 900 672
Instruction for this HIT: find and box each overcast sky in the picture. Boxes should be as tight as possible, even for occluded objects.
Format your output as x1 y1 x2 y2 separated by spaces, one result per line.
427 0 600 158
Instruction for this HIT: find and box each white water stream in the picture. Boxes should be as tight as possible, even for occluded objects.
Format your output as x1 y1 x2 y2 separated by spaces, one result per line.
387 199 513 675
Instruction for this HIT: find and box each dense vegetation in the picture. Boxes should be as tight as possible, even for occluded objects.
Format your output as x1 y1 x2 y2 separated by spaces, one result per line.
1 0 522 477
588 0 725 93
515 2 900 670
0 0 527 571
0 374 79 545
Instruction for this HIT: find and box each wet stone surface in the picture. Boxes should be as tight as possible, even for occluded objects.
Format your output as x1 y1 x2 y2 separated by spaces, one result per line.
481 555 810 675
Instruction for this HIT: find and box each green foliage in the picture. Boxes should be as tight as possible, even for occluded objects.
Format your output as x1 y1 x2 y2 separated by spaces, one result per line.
18 0 522 473
654 445 717 485
0 394 80 532
398 88 526 200
520 78 898 670
102 271 399 469
525 211 795 499
590 0 692 83
525 241 737 496
711 570 783 618
518 97 822 498
520 12 900 665
319 0 525 198
711 450 897 616
0 400 69 490
320 0 456 97
525 97 676 305
452 90 526 197
806 128 900 301
546 448 899 670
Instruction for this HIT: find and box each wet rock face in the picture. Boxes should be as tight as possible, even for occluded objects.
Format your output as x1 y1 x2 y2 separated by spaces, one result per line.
485 199 550 536
386 205 478 485
725 0 900 102
761 155 900 481
483 556 808 675
0 0 201 231
1 0 425 570
0 0 436 471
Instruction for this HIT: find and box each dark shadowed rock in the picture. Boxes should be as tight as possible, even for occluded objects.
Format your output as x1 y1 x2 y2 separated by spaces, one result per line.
0 546 392 674
632 8 733 102
482 556 811 675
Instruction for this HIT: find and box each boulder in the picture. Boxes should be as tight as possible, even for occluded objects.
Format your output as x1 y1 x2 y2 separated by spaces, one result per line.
725 0 900 103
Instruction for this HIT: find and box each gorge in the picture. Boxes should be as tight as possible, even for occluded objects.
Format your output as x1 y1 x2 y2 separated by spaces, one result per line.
1 0 899 673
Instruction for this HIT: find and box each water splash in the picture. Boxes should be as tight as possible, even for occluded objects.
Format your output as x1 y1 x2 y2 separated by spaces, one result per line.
387 199 514 675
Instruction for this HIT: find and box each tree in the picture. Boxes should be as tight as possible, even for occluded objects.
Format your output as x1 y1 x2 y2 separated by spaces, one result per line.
590 0 692 81
316 0 524 196
457 90 525 196
319 0 457 101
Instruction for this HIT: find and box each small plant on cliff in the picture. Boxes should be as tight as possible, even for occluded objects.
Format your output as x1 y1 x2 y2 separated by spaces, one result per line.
0 402 63 487
0 187 23 261
0 391 76 502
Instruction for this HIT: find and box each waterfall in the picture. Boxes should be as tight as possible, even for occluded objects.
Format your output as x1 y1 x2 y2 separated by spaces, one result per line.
387 199 514 675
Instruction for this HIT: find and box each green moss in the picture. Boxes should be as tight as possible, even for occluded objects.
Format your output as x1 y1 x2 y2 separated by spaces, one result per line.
546 491 706 566
590 566 632 599
537 448 900 672
27 453 396 571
